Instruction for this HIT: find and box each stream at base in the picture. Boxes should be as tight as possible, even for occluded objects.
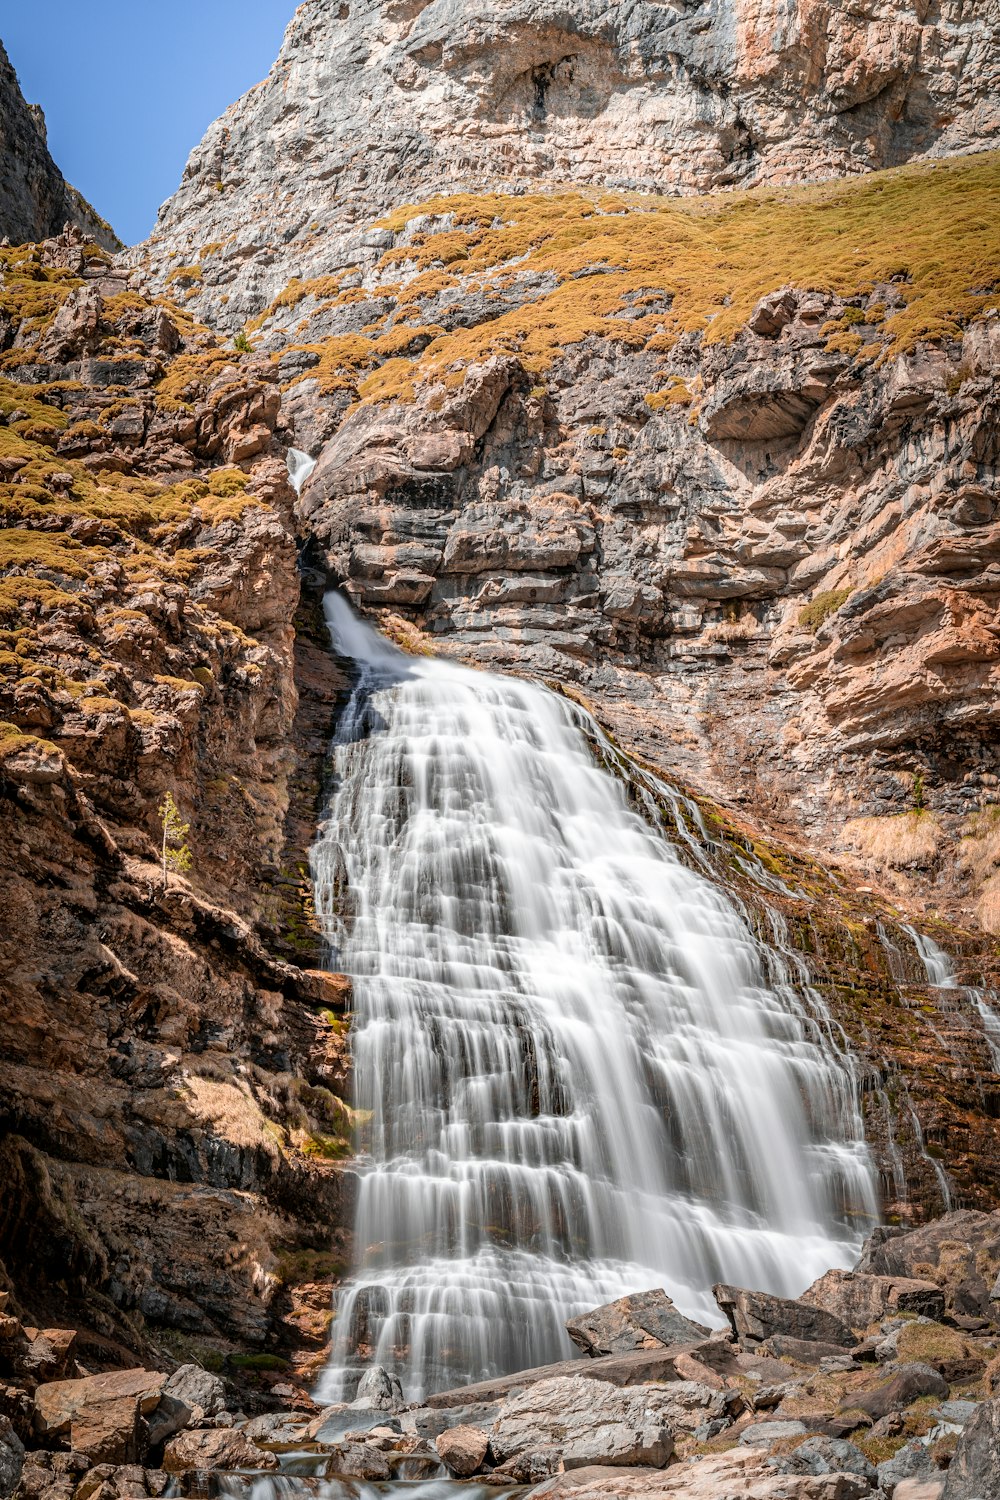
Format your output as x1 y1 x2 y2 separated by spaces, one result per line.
311 593 878 1401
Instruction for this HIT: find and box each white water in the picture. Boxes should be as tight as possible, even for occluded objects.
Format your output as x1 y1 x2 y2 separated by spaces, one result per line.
287 446 317 495
909 928 1000 1072
312 594 877 1401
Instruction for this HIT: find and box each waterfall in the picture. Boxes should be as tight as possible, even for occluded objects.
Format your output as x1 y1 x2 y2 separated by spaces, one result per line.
311 594 877 1401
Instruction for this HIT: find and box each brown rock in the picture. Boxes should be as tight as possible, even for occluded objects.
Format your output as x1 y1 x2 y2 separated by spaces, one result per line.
566 1291 710 1358
161 1428 278 1473
801 1270 945 1331
435 1423 489 1476
69 1397 141 1466
35 1372 166 1443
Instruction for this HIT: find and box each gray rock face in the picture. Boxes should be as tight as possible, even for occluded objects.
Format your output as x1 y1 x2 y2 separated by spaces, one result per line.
942 1397 1000 1499
162 1365 228 1421
137 0 1000 329
0 41 117 247
714 1283 856 1349
489 1375 676 1470
355 1365 405 1411
0 1416 24 1500
566 1290 710 1358
860 1214 1000 1323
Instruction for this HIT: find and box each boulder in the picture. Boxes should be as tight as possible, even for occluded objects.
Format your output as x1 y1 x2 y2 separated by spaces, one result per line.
69 1397 142 1466
713 1284 854 1348
161 1428 278 1473
738 1420 808 1447
324 1441 391 1481
0 1415 24 1500
566 1291 709 1358
35 1372 167 1443
879 1440 943 1493
942 1396 1000 1498
162 1367 228 1421
842 1363 949 1423
435 1423 489 1476
490 1376 675 1470
801 1271 945 1331
859 1213 1000 1322
354 1365 404 1412
767 1436 877 1481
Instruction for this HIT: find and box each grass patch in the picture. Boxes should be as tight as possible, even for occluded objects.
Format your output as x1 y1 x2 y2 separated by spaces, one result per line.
799 587 853 632
843 811 942 869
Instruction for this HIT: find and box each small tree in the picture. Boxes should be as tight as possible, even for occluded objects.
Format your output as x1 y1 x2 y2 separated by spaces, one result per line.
159 791 192 888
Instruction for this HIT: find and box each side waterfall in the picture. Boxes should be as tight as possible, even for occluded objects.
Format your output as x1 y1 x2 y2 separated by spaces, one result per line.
311 594 878 1401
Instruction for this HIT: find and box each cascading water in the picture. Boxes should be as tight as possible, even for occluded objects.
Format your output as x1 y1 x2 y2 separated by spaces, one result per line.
311 594 878 1401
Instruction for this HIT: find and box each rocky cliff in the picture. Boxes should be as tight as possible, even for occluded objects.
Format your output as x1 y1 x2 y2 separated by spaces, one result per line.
0 43 117 249
0 226 354 1382
3 0 1000 1411
136 0 1000 331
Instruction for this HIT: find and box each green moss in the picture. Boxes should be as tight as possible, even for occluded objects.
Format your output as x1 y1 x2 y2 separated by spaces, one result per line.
228 1353 289 1372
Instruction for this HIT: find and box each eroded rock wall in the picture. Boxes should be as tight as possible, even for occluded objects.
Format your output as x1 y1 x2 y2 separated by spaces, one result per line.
135 0 1000 330
0 230 351 1378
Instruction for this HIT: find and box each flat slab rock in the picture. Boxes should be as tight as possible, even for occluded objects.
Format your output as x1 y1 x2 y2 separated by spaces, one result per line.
490 1376 676 1470
424 1338 737 1408
523 1446 873 1497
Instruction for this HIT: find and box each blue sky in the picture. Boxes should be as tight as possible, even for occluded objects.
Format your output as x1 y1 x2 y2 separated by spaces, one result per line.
3 3 298 247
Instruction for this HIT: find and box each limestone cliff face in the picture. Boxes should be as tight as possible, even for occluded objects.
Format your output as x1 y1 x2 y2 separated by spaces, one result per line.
137 0 1000 330
0 42 118 249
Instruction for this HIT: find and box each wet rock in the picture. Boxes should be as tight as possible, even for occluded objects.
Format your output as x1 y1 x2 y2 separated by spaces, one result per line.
713 1284 855 1349
354 1366 404 1413
566 1291 710 1357
161 1428 278 1473
942 1395 1000 1497
802 1271 946 1331
435 1423 489 1476
324 1441 391 1481
489 1376 675 1470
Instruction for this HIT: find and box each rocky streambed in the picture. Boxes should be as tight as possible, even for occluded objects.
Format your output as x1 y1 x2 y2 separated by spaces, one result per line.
6 1209 1000 1500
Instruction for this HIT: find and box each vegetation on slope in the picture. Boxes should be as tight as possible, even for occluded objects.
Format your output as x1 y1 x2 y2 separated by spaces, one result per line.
254 151 1000 402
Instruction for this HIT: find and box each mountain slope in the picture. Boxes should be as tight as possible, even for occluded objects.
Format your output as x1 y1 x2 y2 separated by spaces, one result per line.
137 0 1000 331
0 40 118 250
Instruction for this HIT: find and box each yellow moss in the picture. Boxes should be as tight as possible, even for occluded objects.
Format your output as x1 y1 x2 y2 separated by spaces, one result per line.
332 152 1000 400
799 588 853 632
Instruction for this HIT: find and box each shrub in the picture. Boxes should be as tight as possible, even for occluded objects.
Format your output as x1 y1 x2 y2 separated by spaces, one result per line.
798 588 852 633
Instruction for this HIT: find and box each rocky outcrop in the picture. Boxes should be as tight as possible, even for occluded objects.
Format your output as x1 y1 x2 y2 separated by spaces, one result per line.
0 43 117 249
0 228 351 1376
136 0 1000 331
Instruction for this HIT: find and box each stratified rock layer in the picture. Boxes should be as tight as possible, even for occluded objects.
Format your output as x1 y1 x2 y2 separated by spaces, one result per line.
137 0 1000 329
